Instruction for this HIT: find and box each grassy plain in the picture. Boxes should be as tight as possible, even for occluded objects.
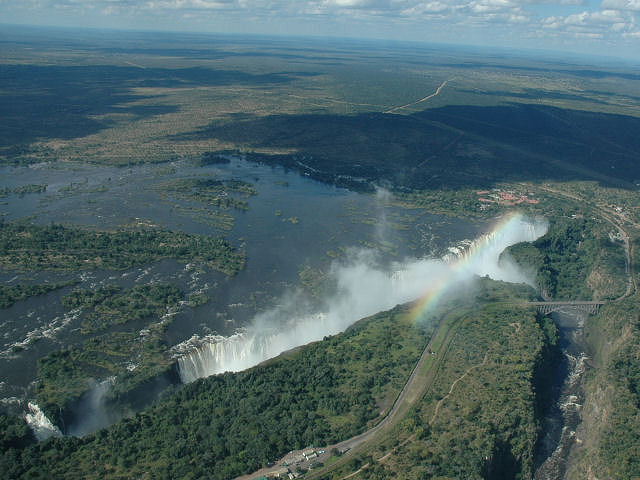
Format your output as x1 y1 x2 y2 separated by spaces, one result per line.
2 28 640 194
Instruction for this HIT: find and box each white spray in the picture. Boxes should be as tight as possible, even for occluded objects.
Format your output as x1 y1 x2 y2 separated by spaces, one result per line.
24 402 62 441
176 214 548 383
66 377 117 437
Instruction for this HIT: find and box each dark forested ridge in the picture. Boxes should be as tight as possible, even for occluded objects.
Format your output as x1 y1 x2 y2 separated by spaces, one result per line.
189 103 640 192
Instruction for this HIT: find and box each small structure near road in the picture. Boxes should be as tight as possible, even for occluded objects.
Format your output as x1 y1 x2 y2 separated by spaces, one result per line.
476 189 540 207
302 449 317 461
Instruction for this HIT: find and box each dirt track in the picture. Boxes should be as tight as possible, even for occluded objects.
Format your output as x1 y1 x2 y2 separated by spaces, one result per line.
384 79 450 114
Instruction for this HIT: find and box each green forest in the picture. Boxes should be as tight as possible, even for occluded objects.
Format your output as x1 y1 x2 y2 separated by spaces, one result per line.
316 303 557 480
0 222 245 275
0 281 77 309
62 283 184 334
507 216 625 300
2 304 432 479
3 279 557 480
34 281 193 426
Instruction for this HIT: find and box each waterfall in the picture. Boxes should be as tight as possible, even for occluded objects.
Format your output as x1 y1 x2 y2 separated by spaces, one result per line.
24 402 62 441
176 332 256 382
176 313 331 383
175 213 548 383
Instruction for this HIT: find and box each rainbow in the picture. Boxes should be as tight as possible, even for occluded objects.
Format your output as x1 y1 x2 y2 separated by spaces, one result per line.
407 211 542 323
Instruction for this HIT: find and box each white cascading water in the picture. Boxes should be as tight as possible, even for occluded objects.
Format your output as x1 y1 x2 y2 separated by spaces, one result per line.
176 316 327 383
24 402 62 441
452 214 548 283
176 213 548 383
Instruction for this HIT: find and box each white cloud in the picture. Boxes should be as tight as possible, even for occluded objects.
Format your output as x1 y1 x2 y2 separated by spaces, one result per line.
508 12 528 22
143 0 235 9
601 0 640 11
555 9 626 26
574 31 605 37
540 5 638 44
471 0 516 12
325 0 368 6
1 0 638 60
402 1 450 16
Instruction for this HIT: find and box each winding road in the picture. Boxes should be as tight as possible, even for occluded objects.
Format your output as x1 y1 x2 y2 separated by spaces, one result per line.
303 310 464 480
236 311 461 480
537 184 636 300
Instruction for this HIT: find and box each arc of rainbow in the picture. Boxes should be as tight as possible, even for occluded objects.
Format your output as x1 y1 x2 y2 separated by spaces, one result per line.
408 211 526 323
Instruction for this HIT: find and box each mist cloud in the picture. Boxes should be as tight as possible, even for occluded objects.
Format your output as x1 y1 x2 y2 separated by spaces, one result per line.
176 213 548 382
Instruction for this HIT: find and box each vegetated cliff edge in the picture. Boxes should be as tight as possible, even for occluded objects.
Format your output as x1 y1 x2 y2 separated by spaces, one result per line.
1 278 559 480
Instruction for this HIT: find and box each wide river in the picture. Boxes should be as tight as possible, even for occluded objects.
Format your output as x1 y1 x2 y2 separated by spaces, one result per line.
0 157 485 408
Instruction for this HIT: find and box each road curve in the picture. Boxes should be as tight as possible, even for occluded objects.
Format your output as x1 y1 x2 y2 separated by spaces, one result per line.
236 314 453 480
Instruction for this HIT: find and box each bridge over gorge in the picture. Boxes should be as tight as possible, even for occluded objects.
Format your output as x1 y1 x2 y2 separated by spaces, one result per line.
524 301 605 315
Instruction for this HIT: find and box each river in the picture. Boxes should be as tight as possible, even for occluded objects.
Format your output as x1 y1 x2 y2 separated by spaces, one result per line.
534 307 591 480
0 156 485 429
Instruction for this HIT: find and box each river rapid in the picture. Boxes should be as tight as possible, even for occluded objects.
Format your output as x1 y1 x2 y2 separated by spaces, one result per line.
0 156 486 434
534 308 591 480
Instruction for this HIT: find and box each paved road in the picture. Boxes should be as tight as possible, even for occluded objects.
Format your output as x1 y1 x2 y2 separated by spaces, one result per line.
303 313 463 480
237 315 452 480
332 321 439 453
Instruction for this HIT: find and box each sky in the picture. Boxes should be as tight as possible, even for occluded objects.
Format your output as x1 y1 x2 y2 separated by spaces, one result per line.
1 0 639 61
